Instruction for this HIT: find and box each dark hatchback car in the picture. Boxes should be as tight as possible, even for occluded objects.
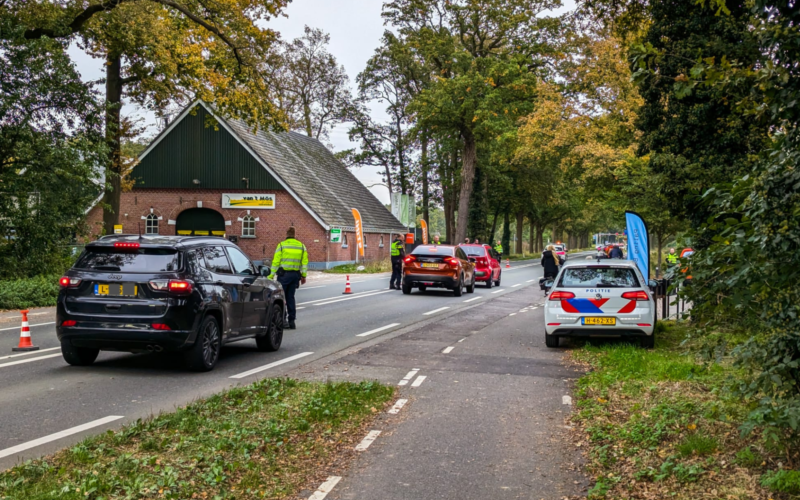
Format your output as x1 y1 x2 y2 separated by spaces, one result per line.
57 235 286 371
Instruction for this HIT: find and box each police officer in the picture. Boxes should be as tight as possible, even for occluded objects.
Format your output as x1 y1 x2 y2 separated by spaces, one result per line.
494 240 503 259
666 248 679 266
432 234 443 245
269 227 308 329
390 234 405 290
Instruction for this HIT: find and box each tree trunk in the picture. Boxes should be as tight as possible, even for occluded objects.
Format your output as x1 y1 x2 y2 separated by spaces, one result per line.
102 52 123 235
528 218 535 255
489 208 500 244
455 130 476 243
502 211 510 256
515 212 524 254
421 133 429 226
535 222 543 253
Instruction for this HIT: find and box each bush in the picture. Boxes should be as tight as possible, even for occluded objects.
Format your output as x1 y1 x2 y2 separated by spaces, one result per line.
0 274 61 310
761 469 800 495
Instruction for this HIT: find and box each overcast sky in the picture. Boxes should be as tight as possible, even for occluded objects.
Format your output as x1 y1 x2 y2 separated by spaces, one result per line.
69 0 574 204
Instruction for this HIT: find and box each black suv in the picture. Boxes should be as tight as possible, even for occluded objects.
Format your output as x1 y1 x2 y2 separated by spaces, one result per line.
57 235 285 371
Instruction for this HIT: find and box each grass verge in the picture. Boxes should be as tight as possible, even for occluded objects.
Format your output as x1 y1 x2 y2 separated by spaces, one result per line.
570 322 797 499
324 259 391 274
0 378 394 500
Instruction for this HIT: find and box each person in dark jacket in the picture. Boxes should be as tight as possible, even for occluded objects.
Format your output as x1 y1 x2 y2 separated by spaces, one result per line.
541 244 561 279
609 244 624 259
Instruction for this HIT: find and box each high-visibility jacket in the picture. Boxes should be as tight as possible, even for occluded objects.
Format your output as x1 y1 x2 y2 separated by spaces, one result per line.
666 253 678 265
391 240 404 257
494 244 503 254
270 238 308 277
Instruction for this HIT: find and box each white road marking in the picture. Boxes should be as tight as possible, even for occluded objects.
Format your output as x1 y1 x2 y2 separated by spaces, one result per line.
532 306 538 310
491 290 503 294
314 290 393 306
463 296 482 303
308 476 342 500
511 284 521 287
562 395 573 406
355 430 381 451
398 369 419 386
442 346 454 354
297 307 306 310
229 352 314 379
423 307 450 316
509 313 517 316
297 285 326 290
0 415 124 460
526 279 535 283
458 338 466 343
0 346 60 361
411 375 427 387
356 323 401 337
0 321 56 332
297 289 377 305
0 353 62 369
387 399 408 414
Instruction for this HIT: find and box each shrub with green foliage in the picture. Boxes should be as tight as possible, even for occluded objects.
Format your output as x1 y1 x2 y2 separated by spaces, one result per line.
0 274 61 310
761 469 800 495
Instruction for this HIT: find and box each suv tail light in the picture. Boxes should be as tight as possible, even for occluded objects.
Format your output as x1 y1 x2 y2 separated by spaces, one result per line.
151 323 171 330
61 320 77 327
168 280 192 294
403 255 417 264
59 276 81 287
444 257 458 266
113 242 140 250
622 291 650 301
549 291 575 300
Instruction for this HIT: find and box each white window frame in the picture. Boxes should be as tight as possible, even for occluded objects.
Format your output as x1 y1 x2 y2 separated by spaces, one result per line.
241 215 256 238
342 234 348 248
379 235 384 248
145 214 159 234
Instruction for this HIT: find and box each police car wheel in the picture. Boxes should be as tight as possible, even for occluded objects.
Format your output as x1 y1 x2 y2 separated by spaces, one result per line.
545 335 560 348
639 335 655 349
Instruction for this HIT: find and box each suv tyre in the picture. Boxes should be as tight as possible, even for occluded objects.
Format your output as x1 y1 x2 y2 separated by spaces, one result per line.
185 315 221 372
402 283 412 295
61 342 99 366
453 275 463 297
466 275 475 294
256 303 283 352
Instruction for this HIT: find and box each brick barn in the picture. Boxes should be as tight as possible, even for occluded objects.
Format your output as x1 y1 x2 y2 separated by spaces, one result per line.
86 101 407 269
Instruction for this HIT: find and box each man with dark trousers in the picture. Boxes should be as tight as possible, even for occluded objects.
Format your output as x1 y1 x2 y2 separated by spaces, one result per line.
269 226 308 329
390 234 405 290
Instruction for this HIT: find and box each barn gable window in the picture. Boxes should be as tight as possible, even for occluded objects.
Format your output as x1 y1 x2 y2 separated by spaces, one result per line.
145 214 159 234
241 215 256 237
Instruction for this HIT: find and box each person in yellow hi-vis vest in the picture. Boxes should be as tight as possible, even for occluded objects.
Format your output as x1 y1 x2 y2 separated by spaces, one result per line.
270 227 308 329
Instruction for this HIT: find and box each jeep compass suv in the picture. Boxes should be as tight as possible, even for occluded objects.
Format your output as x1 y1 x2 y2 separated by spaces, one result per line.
57 235 285 371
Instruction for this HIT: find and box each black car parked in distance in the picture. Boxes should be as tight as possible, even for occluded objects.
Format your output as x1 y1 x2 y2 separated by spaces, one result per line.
57 235 285 371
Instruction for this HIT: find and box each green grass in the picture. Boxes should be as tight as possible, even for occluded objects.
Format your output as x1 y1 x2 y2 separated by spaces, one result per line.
324 259 391 274
570 322 786 499
0 378 394 500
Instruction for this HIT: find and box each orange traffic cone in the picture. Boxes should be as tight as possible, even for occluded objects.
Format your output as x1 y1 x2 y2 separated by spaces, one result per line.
342 275 353 295
12 310 39 352
506 259 510 269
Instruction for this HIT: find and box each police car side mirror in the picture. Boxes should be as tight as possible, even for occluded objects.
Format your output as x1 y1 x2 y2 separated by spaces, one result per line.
259 265 270 277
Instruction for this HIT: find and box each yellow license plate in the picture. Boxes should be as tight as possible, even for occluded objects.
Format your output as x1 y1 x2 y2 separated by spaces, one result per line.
583 317 616 325
95 284 137 297
421 263 439 268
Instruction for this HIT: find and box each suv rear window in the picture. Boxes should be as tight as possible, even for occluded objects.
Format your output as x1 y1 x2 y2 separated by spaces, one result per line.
76 248 181 272
460 246 486 257
412 245 454 257
558 267 640 288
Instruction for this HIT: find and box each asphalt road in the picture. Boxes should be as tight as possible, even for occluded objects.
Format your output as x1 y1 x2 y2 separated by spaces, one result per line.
0 253 592 471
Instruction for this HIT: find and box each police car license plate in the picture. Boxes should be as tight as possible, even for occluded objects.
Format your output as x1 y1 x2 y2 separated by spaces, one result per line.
583 317 615 325
95 284 137 297
421 263 439 268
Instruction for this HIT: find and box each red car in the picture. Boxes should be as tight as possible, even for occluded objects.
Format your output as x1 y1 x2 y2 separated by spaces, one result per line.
458 244 502 288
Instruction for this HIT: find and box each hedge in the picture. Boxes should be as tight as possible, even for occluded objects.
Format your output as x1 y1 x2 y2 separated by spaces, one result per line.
0 274 61 311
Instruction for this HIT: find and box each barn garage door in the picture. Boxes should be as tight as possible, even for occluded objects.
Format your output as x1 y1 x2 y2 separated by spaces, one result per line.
175 208 225 236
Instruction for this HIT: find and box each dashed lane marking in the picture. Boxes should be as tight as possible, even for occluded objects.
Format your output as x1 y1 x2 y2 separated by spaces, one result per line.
491 290 503 294
458 338 466 343
0 346 60 361
313 290 393 306
442 346 454 354
229 352 314 379
0 415 124 460
423 306 450 316
0 321 56 333
411 375 427 387
398 369 419 386
297 285 326 290
297 289 377 305
355 430 381 451
308 476 342 500
511 284 521 287
356 323 401 337
388 399 408 414
463 296 482 303
0 353 62 369
509 313 517 316
562 395 573 406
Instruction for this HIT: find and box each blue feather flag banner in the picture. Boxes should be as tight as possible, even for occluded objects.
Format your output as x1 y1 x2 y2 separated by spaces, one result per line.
625 211 650 279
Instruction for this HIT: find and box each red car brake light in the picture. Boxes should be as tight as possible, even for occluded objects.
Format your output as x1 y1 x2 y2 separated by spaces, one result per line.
549 291 575 300
168 280 192 294
113 242 140 249
59 276 81 287
61 320 77 327
151 323 171 330
622 291 649 301
444 257 458 266
403 255 416 264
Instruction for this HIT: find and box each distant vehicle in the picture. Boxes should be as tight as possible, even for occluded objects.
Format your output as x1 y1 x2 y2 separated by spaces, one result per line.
553 244 567 262
459 243 501 288
542 260 657 348
57 235 285 371
402 244 476 296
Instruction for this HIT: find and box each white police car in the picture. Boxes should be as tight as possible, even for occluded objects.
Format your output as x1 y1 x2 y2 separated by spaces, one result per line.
543 260 657 348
